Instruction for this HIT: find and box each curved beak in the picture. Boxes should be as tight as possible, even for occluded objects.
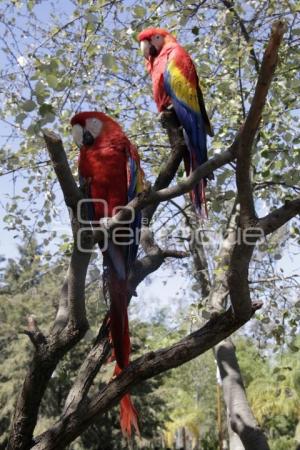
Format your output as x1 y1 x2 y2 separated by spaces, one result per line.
83 130 95 146
140 40 150 59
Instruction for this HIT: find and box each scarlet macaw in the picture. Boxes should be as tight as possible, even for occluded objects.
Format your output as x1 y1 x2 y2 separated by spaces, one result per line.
71 111 144 436
138 28 213 215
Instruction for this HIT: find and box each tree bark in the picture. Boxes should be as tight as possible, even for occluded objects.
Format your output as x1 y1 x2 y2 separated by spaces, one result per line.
215 339 269 450
227 410 245 450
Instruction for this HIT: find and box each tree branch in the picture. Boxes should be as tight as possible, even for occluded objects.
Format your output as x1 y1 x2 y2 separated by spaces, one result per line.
143 110 187 223
23 315 47 349
215 339 270 450
62 320 110 416
33 303 262 449
224 21 287 319
259 198 300 235
236 20 286 227
42 130 82 210
7 134 93 450
51 275 69 334
128 226 188 295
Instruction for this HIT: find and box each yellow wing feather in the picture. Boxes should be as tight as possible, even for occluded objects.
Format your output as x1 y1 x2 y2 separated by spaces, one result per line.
167 60 200 112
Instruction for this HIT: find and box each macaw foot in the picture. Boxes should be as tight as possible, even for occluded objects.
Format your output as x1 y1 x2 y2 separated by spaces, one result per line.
157 111 165 122
166 104 174 111
158 104 174 121
159 106 181 129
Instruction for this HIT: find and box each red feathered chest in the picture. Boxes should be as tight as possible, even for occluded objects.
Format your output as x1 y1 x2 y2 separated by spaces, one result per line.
148 43 199 112
79 133 128 217
147 44 175 112
79 137 127 182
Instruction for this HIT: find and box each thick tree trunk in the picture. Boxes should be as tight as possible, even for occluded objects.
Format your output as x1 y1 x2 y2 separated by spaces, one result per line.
227 410 245 450
215 339 269 450
187 205 269 450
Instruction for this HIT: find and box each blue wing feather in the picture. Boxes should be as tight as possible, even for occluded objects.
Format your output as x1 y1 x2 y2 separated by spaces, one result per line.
127 155 141 269
79 174 95 221
164 66 208 214
164 68 207 165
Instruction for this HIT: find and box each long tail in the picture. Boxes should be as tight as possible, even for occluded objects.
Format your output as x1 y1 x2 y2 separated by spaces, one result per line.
103 246 139 437
183 145 208 217
114 364 139 438
107 267 130 368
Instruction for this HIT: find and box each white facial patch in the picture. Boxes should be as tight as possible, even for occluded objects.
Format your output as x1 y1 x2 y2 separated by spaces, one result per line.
140 40 150 59
85 117 103 139
72 124 83 147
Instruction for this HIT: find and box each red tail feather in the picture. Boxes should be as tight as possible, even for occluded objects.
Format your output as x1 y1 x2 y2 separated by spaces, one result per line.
114 365 140 437
108 271 130 368
108 269 139 437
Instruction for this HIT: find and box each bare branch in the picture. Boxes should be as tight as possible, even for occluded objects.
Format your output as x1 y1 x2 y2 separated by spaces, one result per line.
146 147 235 206
51 276 69 334
101 145 236 233
23 315 47 349
6 134 93 450
33 302 262 449
62 321 110 416
143 109 188 223
259 198 300 235
208 201 240 315
42 129 82 210
128 226 188 295
162 249 188 258
215 339 270 450
236 21 286 227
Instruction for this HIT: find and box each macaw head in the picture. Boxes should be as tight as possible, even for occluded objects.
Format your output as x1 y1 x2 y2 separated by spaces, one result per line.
71 111 119 148
137 28 176 60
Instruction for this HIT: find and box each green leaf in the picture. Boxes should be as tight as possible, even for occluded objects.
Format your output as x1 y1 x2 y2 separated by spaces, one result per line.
41 113 56 124
102 54 118 71
276 374 286 382
223 190 235 201
85 13 98 23
288 344 299 353
133 6 146 17
35 81 50 103
21 100 36 112
261 317 271 324
39 103 54 117
46 74 58 89
15 113 27 124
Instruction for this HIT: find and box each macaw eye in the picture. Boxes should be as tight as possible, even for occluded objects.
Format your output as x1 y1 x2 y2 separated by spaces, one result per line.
85 117 103 139
72 124 83 147
155 35 161 40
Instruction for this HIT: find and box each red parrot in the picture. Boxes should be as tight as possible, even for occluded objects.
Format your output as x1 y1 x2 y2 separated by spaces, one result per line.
138 28 213 215
71 111 144 437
